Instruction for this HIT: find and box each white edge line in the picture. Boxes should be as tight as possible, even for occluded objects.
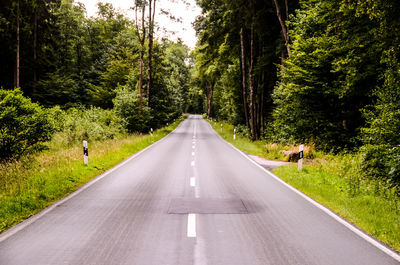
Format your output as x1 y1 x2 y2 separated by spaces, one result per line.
207 119 400 262
187 213 196 237
0 119 187 243
190 177 196 187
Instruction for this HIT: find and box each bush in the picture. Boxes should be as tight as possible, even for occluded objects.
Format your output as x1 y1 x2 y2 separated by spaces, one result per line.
0 89 54 160
52 106 125 146
113 87 152 133
361 51 400 184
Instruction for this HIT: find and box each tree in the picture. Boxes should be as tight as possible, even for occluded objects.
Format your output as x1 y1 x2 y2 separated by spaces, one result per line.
133 0 146 116
273 0 381 150
147 0 156 106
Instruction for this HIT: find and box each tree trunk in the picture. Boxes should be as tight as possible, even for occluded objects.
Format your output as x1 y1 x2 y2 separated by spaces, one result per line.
136 4 146 116
207 83 213 118
273 0 290 57
147 0 156 106
249 25 256 140
259 71 265 135
138 48 143 116
16 0 20 88
240 27 250 130
33 9 37 84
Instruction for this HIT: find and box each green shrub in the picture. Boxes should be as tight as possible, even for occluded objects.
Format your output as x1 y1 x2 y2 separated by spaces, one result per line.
113 87 152 133
52 106 124 146
361 51 400 184
0 89 54 160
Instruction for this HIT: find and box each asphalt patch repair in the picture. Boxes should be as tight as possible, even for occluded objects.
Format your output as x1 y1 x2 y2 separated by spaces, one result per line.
168 198 248 214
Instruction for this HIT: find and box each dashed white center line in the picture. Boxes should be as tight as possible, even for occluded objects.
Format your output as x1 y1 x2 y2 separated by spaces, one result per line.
191 161 195 166
192 145 195 149
190 177 196 187
192 152 195 156
187 214 196 237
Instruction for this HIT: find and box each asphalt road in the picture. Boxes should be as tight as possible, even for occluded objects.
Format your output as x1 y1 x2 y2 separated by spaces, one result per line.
0 115 399 265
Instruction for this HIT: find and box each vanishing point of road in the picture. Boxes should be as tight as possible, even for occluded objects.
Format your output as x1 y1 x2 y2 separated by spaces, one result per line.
0 115 399 265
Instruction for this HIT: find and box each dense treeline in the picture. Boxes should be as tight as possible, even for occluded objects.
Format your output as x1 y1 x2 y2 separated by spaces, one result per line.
0 0 191 160
193 0 400 184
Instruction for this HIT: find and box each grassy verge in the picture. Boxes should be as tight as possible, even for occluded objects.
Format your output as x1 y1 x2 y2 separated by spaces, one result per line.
0 117 185 234
208 120 323 161
208 119 400 251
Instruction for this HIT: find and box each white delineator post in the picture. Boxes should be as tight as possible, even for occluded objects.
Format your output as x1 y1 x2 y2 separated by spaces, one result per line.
298 144 304 171
233 128 236 140
83 140 88 165
150 128 153 136
221 123 223 132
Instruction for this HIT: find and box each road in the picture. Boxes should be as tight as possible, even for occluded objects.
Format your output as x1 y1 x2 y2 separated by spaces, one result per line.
0 115 399 265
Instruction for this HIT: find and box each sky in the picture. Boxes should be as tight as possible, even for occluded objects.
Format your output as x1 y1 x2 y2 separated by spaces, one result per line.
77 0 202 49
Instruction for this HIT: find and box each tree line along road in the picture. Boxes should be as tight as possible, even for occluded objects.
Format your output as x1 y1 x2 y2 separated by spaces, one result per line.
0 115 398 265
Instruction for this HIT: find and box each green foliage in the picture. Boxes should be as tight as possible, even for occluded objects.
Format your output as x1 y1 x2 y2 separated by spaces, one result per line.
361 50 400 183
51 106 125 147
113 86 151 133
0 89 54 160
273 0 380 151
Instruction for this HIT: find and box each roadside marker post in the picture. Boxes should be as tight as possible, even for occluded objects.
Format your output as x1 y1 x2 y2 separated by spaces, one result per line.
150 128 153 136
83 140 88 165
234 128 236 140
298 144 304 171
221 123 222 132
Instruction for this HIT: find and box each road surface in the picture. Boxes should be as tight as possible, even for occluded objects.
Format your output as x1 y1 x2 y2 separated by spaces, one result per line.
0 115 399 265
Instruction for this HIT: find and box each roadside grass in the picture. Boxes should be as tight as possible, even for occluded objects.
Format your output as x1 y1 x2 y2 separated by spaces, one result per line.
0 117 185 234
208 119 324 161
208 119 400 251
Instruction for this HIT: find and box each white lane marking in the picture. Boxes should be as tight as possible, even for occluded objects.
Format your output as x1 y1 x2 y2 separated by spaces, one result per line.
190 177 196 187
192 152 195 156
192 145 195 149
191 161 195 167
211 122 400 262
0 118 189 243
187 214 196 237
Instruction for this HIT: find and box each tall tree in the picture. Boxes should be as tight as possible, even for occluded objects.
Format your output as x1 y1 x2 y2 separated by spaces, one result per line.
15 0 20 88
273 0 290 58
146 0 156 106
133 0 146 116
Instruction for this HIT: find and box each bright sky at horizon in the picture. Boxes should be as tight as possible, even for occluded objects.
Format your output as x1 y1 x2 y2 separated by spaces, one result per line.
77 0 201 49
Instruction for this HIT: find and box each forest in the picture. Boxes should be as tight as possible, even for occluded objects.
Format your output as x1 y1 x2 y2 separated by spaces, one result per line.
0 0 192 158
191 0 400 186
1 0 400 187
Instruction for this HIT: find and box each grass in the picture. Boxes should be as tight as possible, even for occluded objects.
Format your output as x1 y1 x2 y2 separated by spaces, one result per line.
0 116 185 234
209 119 323 161
208 119 400 251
